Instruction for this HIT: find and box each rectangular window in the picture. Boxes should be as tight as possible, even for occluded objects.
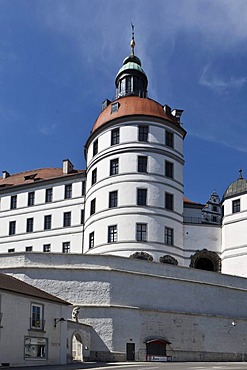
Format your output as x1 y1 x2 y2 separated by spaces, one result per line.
136 223 147 241
165 227 174 245
111 128 119 145
92 168 97 185
28 192 35 206
111 102 119 113
26 218 34 233
81 210 84 224
62 242 70 253
65 184 72 199
24 337 47 359
89 232 94 249
82 181 86 196
44 215 52 230
10 195 17 209
8 248 15 253
63 212 71 227
9 221 16 235
31 303 44 330
138 156 148 173
43 244 51 253
93 139 98 156
108 225 117 243
166 131 174 148
137 188 147 206
138 125 149 142
26 246 33 252
45 188 53 203
90 198 96 215
110 158 119 176
165 192 174 211
165 161 174 178
232 199 240 213
109 191 118 208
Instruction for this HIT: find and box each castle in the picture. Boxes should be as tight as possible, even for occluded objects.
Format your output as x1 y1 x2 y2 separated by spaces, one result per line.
0 32 247 362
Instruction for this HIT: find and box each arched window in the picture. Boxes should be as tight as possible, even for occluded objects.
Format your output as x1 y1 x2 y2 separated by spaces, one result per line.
190 249 221 272
129 251 153 261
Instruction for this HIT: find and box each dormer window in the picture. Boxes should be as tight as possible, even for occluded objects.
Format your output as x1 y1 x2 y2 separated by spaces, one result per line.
111 102 119 114
24 173 37 181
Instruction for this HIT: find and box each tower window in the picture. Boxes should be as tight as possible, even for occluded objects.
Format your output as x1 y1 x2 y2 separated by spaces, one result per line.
110 158 119 176
165 161 174 178
26 218 34 233
111 128 119 145
82 181 86 196
137 188 147 206
138 126 149 142
138 156 148 173
63 212 71 227
165 192 174 211
108 225 117 243
10 195 17 210
90 199 96 215
89 232 94 249
166 131 174 148
136 223 147 241
93 139 98 156
165 227 174 245
65 184 72 199
109 191 118 208
44 215 52 230
45 188 53 203
232 199 240 214
28 192 35 206
9 221 16 235
92 168 97 185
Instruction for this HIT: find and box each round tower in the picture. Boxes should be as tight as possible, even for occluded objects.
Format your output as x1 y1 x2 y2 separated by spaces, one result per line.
83 32 186 263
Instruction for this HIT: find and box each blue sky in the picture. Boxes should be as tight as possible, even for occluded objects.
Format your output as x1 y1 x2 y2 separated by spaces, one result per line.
1 0 247 204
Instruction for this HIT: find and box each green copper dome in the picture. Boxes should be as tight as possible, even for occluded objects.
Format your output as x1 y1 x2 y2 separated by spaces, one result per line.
116 61 147 78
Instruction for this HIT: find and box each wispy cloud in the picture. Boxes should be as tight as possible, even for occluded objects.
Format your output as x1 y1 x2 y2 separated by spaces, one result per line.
199 64 247 93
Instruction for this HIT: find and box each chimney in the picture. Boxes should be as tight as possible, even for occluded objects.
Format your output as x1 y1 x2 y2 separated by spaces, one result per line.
172 109 184 124
164 105 172 116
2 171 10 179
63 160 74 174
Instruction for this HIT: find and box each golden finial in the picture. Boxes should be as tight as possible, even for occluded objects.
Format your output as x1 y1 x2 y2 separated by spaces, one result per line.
130 23 135 55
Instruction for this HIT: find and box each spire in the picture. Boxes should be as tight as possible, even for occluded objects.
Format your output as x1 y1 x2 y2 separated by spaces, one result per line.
239 169 243 179
130 23 135 56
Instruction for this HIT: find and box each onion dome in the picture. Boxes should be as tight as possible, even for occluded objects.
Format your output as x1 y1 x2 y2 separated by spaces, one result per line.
223 169 247 200
115 26 148 99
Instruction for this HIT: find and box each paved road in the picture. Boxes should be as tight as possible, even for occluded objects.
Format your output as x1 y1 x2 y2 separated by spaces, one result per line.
7 362 247 370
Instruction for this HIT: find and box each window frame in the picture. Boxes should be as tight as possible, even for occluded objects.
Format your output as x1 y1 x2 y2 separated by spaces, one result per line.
24 336 47 359
137 188 147 206
44 215 52 230
26 218 34 233
138 125 149 142
43 244 51 253
90 199 96 215
89 232 94 249
136 223 147 242
93 139 98 156
9 221 16 235
108 225 117 243
165 160 174 179
45 188 53 203
65 184 72 199
63 211 71 227
30 303 44 331
62 242 70 253
28 192 35 206
109 191 118 208
165 130 174 148
110 158 119 176
165 192 174 211
138 156 148 173
232 199 240 214
165 227 174 245
10 195 17 210
111 128 120 146
91 168 97 185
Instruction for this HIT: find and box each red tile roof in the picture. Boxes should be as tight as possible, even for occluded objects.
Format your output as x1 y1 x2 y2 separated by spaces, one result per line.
0 273 69 304
92 96 183 133
0 168 85 188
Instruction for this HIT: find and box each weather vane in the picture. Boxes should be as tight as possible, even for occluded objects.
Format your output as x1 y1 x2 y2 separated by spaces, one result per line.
130 23 135 55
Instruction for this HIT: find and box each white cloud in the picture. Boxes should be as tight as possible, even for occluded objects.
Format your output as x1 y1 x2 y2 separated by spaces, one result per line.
199 64 247 92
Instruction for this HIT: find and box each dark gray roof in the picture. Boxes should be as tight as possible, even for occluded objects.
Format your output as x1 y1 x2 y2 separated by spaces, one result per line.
223 177 247 200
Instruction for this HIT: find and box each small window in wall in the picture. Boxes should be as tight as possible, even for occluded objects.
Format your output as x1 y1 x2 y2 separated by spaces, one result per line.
45 188 53 203
44 215 52 230
90 199 96 215
137 188 147 206
165 192 174 211
10 195 17 210
111 102 119 114
232 199 240 213
26 246 33 252
136 223 147 241
165 161 174 179
30 303 44 330
24 337 47 359
166 131 174 148
91 168 97 185
28 192 35 206
111 128 119 145
138 156 148 173
93 139 98 156
9 221 16 235
8 248 15 253
63 212 71 227
138 125 149 142
109 191 118 208
65 184 72 199
26 218 34 233
81 210 84 224
82 181 86 196
89 232 94 249
212 215 217 222
110 158 119 176
43 244 51 253
62 242 70 253
108 225 117 243
165 227 174 245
